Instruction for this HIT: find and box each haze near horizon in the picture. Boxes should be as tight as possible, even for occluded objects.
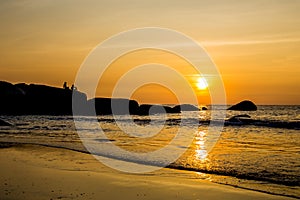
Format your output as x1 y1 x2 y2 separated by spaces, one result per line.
0 0 299 105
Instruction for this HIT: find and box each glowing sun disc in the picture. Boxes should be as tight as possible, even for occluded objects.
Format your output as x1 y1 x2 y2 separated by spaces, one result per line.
196 77 208 90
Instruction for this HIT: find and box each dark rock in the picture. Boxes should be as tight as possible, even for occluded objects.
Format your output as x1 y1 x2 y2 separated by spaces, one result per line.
228 114 252 123
138 104 180 115
201 107 208 110
173 104 199 112
72 91 89 115
163 106 180 114
0 81 26 115
87 98 139 115
139 104 154 115
0 81 87 115
0 119 12 126
228 100 257 111
0 81 25 97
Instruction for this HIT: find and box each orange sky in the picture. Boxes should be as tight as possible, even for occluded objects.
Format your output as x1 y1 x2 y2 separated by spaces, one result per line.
0 0 299 105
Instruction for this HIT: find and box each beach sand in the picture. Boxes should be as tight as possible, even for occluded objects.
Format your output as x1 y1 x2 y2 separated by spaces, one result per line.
0 144 294 200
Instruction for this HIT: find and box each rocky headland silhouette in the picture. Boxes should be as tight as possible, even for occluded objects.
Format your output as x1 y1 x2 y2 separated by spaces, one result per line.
0 81 258 116
0 81 206 116
3 82 295 130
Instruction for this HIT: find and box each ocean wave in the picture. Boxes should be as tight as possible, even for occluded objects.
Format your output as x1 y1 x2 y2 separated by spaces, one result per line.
97 117 300 130
167 164 300 187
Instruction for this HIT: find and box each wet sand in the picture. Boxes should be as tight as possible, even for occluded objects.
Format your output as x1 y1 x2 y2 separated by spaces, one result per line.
0 144 294 200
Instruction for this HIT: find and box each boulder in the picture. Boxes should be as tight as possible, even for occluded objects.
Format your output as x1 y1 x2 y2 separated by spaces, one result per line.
88 98 139 115
227 100 257 111
164 106 180 114
173 104 199 112
201 107 208 110
138 104 180 115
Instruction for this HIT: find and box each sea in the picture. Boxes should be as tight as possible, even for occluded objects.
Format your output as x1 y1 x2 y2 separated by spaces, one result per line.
0 105 299 198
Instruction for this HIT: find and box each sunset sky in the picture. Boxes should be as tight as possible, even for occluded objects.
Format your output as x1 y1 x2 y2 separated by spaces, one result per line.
0 0 299 105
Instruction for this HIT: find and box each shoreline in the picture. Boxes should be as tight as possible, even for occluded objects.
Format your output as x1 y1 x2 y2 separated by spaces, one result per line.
0 143 296 200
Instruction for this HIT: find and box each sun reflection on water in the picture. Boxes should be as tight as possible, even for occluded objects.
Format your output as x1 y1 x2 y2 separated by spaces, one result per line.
194 130 208 161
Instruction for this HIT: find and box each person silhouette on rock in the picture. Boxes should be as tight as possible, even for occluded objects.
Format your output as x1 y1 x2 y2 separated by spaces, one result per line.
63 82 69 90
71 84 77 91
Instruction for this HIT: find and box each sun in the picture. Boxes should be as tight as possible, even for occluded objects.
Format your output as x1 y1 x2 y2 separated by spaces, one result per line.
196 77 208 90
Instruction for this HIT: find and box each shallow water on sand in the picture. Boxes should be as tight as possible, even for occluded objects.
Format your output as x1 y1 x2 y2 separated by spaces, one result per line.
0 105 299 198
